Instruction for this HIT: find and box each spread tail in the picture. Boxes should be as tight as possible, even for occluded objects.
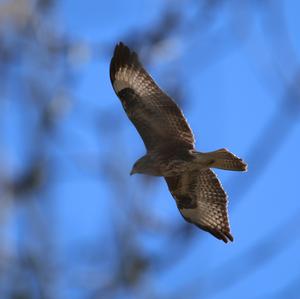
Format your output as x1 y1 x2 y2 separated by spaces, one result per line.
200 148 247 171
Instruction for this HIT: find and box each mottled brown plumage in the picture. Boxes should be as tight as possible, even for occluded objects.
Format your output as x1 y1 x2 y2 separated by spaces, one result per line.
165 169 233 242
110 42 194 152
110 42 247 243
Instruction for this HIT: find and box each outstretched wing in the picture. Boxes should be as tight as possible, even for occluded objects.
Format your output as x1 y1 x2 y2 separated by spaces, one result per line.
110 42 195 152
165 169 233 243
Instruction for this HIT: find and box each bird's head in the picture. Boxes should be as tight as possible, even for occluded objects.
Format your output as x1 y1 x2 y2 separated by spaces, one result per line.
130 156 158 176
130 158 147 175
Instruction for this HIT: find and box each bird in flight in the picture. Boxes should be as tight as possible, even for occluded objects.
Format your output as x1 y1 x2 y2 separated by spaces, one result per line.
110 42 247 243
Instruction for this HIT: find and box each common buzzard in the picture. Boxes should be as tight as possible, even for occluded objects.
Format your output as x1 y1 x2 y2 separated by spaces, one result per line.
110 42 247 243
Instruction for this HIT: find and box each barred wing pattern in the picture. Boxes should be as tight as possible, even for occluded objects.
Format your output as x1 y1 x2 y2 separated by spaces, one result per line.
165 169 233 243
110 42 195 152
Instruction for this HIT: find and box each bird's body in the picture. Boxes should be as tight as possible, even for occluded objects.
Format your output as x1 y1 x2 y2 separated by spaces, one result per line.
110 42 247 243
131 149 237 177
131 149 203 177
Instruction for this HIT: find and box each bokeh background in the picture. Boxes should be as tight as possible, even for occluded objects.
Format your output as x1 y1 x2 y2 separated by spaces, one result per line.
1 0 300 298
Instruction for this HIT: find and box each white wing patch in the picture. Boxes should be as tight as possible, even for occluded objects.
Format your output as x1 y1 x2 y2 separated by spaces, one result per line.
113 65 156 97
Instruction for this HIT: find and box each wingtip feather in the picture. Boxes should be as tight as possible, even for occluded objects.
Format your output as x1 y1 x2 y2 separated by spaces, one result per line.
110 41 140 85
198 224 233 243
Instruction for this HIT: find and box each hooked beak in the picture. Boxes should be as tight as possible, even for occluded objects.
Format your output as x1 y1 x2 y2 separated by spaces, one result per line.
130 169 135 176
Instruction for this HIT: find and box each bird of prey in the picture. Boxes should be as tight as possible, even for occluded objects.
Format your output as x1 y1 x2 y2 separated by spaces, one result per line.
110 42 247 243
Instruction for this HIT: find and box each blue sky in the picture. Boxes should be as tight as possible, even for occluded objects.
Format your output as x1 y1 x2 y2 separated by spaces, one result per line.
2 0 300 298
